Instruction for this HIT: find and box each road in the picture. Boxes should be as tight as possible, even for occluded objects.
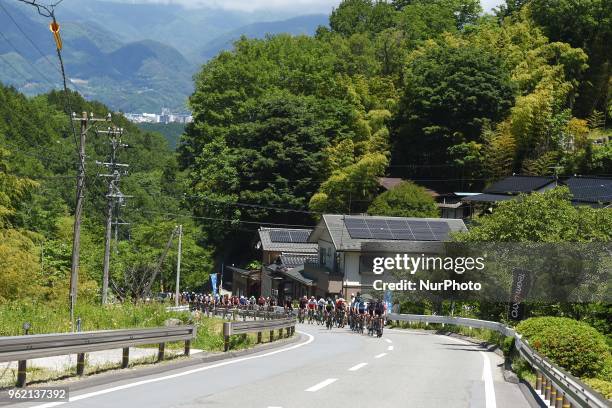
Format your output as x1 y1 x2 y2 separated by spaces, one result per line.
28 324 531 408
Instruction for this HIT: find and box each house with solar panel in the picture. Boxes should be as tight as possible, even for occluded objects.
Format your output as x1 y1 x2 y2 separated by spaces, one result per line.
305 215 468 298
255 228 319 301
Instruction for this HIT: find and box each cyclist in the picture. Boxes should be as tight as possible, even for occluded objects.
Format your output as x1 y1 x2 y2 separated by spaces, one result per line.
324 298 335 329
335 297 346 327
307 296 317 324
373 299 385 337
298 296 308 323
356 296 366 333
366 299 376 334
317 297 326 324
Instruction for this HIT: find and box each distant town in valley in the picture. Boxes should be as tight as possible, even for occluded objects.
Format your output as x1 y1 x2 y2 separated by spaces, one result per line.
124 108 193 124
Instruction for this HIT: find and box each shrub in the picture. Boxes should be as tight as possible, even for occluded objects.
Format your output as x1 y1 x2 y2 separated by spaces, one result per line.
516 317 610 378
584 378 612 400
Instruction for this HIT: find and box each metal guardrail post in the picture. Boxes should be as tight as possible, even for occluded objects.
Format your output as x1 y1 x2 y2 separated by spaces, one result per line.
158 343 165 361
122 347 129 368
257 332 262 343
550 385 557 405
185 340 191 356
270 330 274 342
562 395 571 408
76 353 85 376
278 328 283 339
16 360 26 387
544 377 551 401
536 371 542 392
555 391 564 408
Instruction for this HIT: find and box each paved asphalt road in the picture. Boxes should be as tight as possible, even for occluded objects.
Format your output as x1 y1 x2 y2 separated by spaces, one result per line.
26 324 530 408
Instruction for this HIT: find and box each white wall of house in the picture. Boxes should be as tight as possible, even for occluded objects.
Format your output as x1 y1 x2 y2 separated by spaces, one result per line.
344 252 361 286
317 227 336 271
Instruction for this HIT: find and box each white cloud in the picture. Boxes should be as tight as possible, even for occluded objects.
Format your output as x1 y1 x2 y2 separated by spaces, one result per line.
114 0 504 13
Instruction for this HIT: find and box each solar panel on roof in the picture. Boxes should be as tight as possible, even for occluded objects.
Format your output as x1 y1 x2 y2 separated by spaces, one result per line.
269 230 291 243
344 217 450 241
288 230 310 243
269 229 312 243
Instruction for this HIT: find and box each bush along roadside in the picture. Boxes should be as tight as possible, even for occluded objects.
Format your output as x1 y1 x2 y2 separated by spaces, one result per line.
515 317 612 399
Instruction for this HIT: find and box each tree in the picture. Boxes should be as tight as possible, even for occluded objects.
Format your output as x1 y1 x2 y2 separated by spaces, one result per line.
368 181 439 218
394 36 515 177
528 0 611 117
329 0 397 37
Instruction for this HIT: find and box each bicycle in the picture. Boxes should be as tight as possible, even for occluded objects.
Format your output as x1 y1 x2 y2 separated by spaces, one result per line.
307 308 315 324
325 310 334 330
372 316 383 337
297 308 306 324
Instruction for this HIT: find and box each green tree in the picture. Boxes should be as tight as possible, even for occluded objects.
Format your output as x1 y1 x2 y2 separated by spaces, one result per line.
368 181 439 217
394 36 514 179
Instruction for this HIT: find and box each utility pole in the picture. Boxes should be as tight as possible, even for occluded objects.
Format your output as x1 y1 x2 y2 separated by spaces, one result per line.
97 126 130 305
175 225 183 307
70 112 110 328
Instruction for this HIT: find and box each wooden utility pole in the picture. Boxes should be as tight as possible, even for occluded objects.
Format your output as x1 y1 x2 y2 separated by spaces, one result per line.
175 225 183 307
69 112 110 327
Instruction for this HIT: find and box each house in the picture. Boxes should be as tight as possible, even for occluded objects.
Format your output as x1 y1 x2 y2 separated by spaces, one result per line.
256 228 318 301
306 215 468 298
564 176 612 207
463 175 557 206
377 177 470 219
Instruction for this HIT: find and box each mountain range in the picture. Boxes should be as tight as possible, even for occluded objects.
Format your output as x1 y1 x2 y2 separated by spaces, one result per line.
0 0 327 112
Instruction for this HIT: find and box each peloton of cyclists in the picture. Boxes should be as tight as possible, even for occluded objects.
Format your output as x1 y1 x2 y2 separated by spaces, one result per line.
307 296 317 324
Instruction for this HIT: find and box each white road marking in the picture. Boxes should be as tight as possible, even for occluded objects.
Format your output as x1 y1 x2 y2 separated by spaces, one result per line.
32 331 316 408
374 353 387 359
385 338 392 344
481 351 497 408
435 333 497 408
348 363 368 371
387 345 394 351
305 378 337 392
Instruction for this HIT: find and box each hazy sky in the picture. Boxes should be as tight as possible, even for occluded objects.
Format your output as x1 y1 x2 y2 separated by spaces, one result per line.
116 0 505 13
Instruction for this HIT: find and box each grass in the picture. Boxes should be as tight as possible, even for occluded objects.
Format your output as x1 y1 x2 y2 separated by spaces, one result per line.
0 300 293 387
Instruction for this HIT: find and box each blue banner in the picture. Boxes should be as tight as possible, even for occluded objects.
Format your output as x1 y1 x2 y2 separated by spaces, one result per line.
384 290 392 313
210 273 218 296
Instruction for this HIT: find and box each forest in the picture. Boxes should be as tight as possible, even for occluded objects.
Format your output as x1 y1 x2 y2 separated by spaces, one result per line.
1 0 611 305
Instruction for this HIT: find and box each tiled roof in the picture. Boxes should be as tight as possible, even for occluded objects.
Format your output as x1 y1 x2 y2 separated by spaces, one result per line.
280 254 318 268
565 177 612 204
484 176 556 194
258 228 318 253
462 193 520 203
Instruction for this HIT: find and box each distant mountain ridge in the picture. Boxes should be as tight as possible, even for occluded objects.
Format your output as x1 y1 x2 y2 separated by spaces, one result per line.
199 14 329 60
0 0 328 112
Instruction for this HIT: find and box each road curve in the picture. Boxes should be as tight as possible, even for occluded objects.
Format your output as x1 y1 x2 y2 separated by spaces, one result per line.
28 324 530 408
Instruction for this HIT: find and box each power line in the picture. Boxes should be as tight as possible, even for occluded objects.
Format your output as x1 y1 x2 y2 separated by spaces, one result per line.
0 1 60 74
0 28 58 87
0 53 30 83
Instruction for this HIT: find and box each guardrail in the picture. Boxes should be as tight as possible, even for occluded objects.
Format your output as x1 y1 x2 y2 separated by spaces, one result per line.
0 326 196 388
222 317 295 352
388 313 609 408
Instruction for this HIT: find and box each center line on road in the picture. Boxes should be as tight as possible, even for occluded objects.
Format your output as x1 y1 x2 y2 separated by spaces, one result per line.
374 353 387 359
385 338 392 344
348 363 368 371
305 378 338 392
387 345 394 351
